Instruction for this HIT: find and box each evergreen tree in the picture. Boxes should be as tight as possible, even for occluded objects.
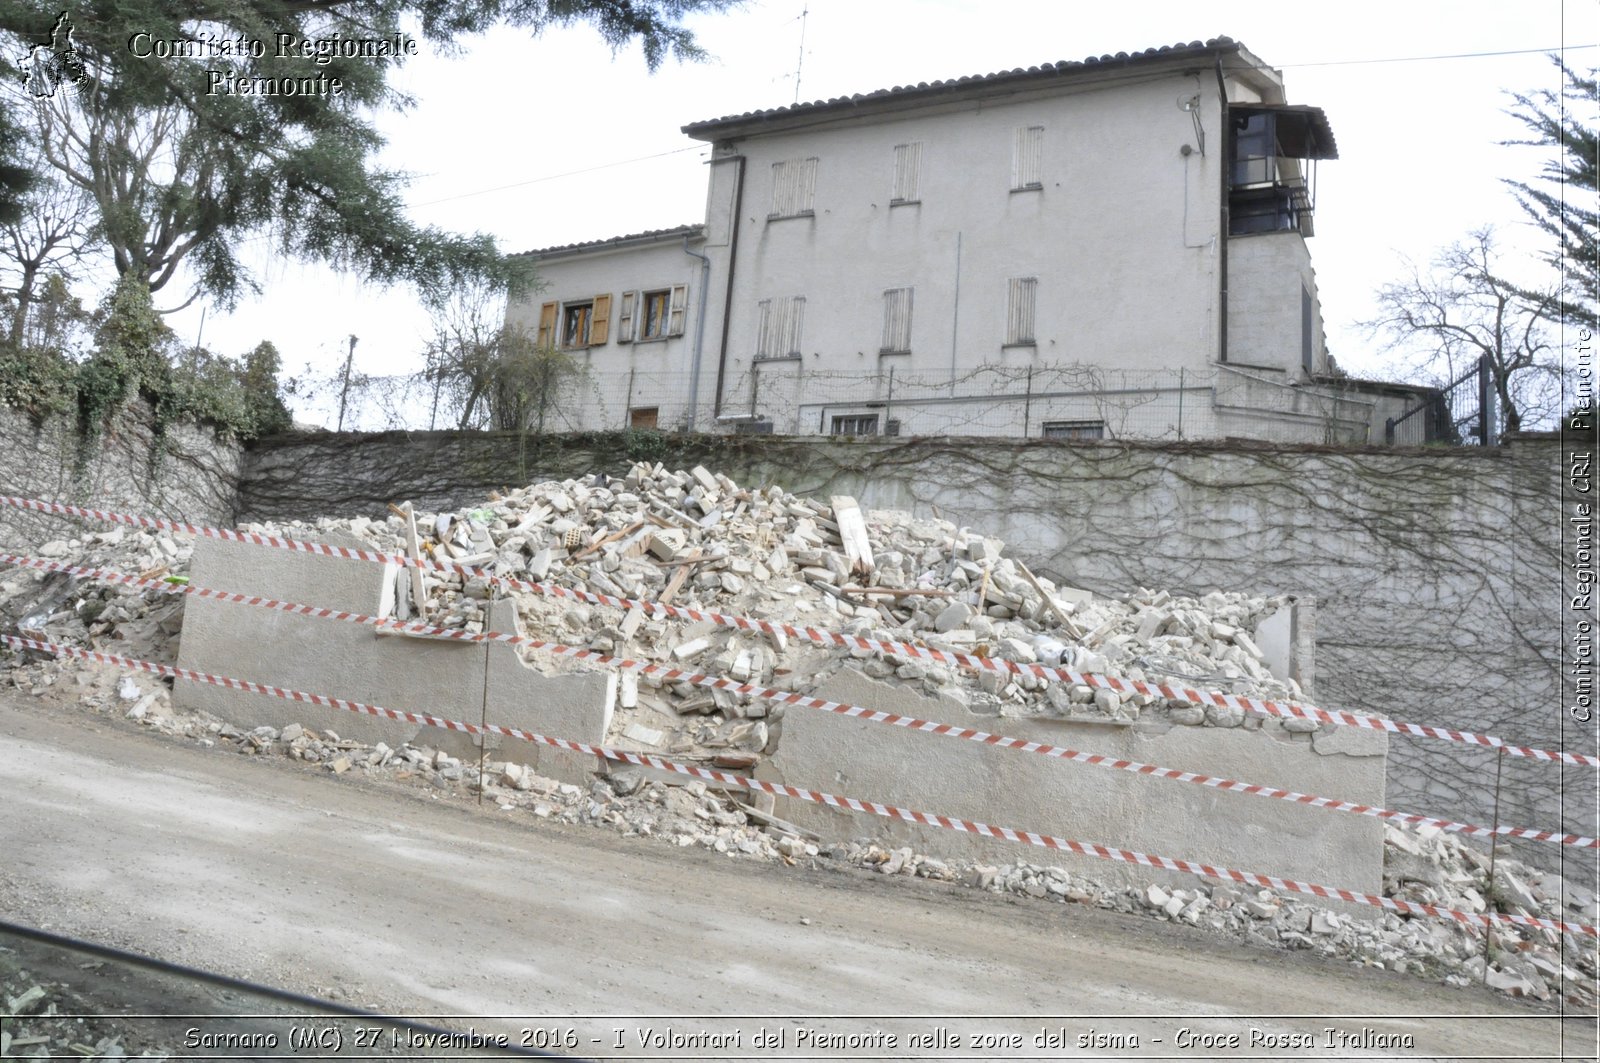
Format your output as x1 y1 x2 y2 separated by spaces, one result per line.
1504 56 1598 330
0 1 732 307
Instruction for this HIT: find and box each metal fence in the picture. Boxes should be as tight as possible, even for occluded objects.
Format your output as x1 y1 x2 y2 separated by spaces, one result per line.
296 361 1435 447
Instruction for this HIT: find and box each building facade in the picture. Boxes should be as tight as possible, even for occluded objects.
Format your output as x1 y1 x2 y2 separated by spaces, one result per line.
506 37 1436 444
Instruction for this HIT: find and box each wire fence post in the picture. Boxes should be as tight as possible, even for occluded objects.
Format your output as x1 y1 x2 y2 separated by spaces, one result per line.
1022 366 1034 438
1176 367 1185 439
885 366 895 433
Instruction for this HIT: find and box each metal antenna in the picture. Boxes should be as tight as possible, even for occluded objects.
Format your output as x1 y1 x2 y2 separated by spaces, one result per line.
793 4 808 104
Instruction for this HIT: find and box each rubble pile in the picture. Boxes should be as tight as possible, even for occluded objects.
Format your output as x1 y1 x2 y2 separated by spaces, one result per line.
2 465 1595 1005
0 525 192 663
231 463 1304 766
0 950 170 1060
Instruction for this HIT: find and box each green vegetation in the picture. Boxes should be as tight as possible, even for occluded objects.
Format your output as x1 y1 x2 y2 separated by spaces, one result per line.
0 274 293 459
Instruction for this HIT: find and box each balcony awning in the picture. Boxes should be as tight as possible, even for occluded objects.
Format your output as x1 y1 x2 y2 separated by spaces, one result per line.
1235 104 1339 160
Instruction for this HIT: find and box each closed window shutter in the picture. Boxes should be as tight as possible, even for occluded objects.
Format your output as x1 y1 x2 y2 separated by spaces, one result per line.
537 301 557 347
1006 277 1037 345
668 284 688 336
891 142 922 202
770 157 818 216
1012 126 1043 189
617 291 636 344
590 293 611 346
881 287 913 352
783 296 805 356
755 298 774 359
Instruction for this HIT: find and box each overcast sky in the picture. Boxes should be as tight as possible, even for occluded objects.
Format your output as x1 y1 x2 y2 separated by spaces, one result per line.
158 0 1595 424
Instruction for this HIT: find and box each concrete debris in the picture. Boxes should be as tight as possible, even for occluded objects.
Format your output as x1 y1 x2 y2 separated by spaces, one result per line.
7 463 1593 1007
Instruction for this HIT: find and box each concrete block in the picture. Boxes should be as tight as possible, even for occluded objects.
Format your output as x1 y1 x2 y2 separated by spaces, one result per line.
765 668 1386 897
176 534 612 784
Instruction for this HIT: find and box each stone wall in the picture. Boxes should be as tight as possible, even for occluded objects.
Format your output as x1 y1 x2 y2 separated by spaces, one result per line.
240 428 1587 853
0 400 242 551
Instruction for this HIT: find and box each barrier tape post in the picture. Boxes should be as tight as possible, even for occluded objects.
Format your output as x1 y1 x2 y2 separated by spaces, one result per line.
5 631 1595 941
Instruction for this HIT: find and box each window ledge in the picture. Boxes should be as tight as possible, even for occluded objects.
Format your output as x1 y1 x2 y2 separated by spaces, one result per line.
1010 183 1043 194
765 210 816 222
753 353 802 363
889 198 921 208
633 335 673 346
878 348 912 357
1001 342 1038 351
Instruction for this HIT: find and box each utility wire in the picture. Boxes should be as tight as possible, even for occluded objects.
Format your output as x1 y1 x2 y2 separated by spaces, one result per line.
409 145 705 208
1282 43 1597 67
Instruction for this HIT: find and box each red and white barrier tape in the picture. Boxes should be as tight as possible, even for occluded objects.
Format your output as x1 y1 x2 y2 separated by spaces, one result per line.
6 550 1595 851
4 631 1593 940
5 492 1595 768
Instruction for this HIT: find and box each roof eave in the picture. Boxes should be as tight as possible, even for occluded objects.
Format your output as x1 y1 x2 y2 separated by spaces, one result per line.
682 38 1246 142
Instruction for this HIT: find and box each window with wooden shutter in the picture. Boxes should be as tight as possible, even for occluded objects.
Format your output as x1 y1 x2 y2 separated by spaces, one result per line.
755 296 805 360
537 301 558 348
769 157 818 217
880 287 913 354
617 291 636 343
891 142 922 204
589 293 611 346
1006 277 1037 345
1012 125 1043 190
668 284 687 337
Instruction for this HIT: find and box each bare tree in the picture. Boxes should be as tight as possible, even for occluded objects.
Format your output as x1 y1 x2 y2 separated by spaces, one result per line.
1367 227 1564 434
0 167 97 345
422 278 578 432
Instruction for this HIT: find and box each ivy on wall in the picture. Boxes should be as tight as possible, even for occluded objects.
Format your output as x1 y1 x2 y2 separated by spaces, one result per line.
0 276 291 474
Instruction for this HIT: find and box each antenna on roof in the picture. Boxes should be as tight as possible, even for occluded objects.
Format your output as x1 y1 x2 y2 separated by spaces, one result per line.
793 4 808 104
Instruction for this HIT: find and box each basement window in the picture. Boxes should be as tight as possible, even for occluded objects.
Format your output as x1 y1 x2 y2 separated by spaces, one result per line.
831 414 879 437
1042 420 1104 441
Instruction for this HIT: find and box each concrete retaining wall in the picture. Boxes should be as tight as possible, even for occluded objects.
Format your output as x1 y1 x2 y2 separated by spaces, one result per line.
769 669 1386 896
237 429 1583 856
175 534 612 784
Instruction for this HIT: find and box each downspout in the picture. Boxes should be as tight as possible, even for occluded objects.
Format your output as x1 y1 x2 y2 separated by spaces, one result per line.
712 153 747 419
682 235 712 433
1214 55 1230 364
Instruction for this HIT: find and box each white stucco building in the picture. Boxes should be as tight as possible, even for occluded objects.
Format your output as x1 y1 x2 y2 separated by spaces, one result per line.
506 37 1439 444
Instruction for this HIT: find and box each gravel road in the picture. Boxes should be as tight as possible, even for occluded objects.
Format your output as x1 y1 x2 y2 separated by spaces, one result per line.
1 693 1593 1060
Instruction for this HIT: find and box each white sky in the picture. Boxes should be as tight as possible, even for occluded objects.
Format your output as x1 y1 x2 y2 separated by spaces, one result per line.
157 0 1597 423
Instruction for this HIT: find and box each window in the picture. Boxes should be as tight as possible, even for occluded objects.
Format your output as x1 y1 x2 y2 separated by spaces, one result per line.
891 142 922 204
1012 125 1043 190
880 287 913 354
769 157 818 218
831 414 879 436
1042 420 1104 441
537 295 611 348
755 296 805 360
618 285 689 343
562 302 592 347
1005 277 1037 346
629 407 659 429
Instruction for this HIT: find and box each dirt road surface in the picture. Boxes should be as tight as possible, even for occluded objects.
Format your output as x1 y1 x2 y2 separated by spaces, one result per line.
2 693 1594 1061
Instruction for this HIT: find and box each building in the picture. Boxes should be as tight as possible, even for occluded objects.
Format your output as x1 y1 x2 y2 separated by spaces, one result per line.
506 36 1438 444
